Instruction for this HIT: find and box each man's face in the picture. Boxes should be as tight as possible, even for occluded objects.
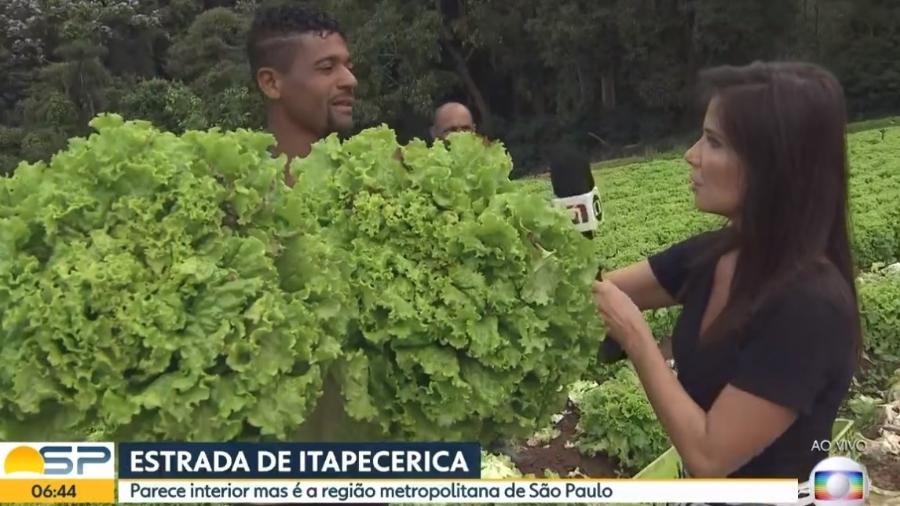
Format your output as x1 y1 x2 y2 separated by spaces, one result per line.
276 32 357 138
432 106 475 140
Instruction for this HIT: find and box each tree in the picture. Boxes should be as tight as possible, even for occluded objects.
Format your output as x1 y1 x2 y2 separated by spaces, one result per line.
825 0 900 116
0 0 898 176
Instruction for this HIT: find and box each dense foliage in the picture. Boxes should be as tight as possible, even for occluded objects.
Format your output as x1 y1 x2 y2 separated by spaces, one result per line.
2 0 900 175
571 367 669 473
858 266 900 364
847 128 900 269
288 127 604 442
0 114 354 441
0 116 604 444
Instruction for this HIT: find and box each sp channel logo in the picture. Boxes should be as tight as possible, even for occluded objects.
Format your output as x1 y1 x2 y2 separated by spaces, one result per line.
1 443 114 478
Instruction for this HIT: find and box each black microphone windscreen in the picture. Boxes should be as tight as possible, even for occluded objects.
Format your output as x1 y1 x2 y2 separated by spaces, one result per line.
547 145 623 363
548 145 594 198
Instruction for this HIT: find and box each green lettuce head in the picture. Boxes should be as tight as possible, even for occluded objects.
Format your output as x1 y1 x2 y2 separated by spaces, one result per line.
289 126 604 443
0 114 352 441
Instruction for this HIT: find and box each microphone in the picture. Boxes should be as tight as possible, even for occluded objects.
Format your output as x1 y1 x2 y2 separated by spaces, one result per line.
548 145 625 364
548 147 601 238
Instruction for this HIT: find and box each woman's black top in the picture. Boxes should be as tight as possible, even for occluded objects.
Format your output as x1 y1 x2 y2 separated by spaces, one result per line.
647 230 857 481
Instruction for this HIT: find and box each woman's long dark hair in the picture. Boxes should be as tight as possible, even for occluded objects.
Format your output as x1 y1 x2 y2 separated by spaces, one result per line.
688 61 862 362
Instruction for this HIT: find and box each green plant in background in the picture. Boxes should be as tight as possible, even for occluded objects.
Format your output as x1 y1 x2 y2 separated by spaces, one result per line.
847 394 882 435
645 306 681 340
857 265 900 364
571 366 670 473
481 451 523 479
889 368 900 402
118 78 209 133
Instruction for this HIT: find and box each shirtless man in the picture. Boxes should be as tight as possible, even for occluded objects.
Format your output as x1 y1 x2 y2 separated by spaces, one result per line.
247 3 357 185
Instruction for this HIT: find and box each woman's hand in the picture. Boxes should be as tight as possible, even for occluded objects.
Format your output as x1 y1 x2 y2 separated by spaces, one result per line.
592 280 653 354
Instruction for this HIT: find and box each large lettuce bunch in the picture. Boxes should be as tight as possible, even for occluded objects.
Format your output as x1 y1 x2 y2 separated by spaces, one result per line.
0 115 352 441
289 127 604 443
0 117 603 444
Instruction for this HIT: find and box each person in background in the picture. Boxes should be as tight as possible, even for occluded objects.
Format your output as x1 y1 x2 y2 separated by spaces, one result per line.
592 61 861 501
430 101 476 142
246 3 357 186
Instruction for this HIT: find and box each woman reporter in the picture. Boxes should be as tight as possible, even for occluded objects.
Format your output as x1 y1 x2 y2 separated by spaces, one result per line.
592 61 861 486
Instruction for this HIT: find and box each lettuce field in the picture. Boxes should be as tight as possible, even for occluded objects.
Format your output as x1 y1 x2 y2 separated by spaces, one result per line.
0 117 898 499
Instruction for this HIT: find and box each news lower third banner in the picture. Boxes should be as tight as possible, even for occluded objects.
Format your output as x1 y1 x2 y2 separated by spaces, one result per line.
0 442 800 504
118 479 799 504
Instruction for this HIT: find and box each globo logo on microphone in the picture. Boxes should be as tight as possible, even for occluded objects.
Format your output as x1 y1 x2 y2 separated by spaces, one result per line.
552 187 601 233
592 190 602 224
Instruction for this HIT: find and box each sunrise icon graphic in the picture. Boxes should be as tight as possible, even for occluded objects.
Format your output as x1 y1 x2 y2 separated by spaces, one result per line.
3 446 44 475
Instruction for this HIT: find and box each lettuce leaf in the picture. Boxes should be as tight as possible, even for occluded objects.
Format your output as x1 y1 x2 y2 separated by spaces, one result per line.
0 115 352 441
289 127 604 443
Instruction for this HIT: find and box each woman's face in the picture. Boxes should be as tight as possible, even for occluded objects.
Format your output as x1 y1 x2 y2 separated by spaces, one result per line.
684 96 745 221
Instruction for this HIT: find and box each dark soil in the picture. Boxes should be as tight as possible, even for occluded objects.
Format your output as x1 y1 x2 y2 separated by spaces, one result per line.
504 403 621 478
862 452 900 492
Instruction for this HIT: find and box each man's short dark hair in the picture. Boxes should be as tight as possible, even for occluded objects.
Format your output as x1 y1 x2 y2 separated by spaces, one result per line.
246 2 344 79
